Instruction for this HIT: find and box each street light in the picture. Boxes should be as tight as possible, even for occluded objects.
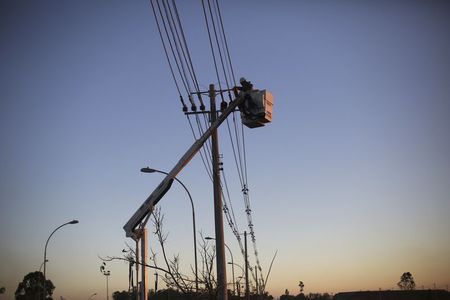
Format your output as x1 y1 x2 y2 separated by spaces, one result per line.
228 262 244 277
43 219 79 299
140 167 198 293
228 262 244 297
102 271 110 300
205 236 235 295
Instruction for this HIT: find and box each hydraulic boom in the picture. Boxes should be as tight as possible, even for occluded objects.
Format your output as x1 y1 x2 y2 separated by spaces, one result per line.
123 95 245 239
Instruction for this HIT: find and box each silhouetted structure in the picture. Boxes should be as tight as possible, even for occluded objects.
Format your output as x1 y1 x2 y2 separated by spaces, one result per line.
334 290 450 300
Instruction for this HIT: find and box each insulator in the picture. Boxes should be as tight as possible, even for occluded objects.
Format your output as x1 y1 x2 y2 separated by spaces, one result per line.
188 95 197 111
182 105 188 112
220 101 228 111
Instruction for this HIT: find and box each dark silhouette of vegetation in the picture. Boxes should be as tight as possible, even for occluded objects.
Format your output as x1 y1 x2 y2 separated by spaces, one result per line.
334 290 450 300
0 287 5 294
397 272 415 290
112 289 137 300
112 288 274 300
106 209 275 300
280 292 331 300
14 271 55 300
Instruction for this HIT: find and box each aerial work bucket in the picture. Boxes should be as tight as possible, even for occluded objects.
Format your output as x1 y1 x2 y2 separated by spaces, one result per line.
240 89 273 128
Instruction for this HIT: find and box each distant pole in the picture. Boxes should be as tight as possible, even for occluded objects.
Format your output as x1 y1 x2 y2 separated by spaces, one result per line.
229 261 236 296
210 83 227 300
206 236 235 295
154 272 158 292
245 231 249 300
101 270 111 300
106 272 110 300
255 265 258 295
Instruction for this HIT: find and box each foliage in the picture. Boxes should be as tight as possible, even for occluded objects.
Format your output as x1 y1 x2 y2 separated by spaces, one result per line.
280 292 331 300
112 288 273 300
0 287 5 294
299 281 304 293
14 271 55 300
106 209 274 300
112 290 135 300
397 272 416 290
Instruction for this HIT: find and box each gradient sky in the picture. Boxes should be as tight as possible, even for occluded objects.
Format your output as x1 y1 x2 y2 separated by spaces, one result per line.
1 1 449 299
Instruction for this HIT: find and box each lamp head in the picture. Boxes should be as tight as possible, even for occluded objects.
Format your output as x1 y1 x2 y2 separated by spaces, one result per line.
205 236 214 240
69 220 79 224
141 167 156 173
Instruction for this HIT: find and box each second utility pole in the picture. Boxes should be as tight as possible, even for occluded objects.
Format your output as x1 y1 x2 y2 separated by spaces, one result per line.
210 84 228 300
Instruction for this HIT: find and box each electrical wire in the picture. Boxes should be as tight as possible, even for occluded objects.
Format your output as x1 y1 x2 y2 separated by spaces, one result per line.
201 0 223 96
149 0 267 289
161 0 193 96
214 0 237 87
149 0 186 109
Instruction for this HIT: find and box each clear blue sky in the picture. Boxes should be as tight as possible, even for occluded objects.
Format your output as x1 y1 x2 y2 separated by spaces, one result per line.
1 1 449 299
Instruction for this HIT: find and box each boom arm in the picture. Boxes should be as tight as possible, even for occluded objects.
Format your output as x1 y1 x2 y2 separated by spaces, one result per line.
123 95 245 240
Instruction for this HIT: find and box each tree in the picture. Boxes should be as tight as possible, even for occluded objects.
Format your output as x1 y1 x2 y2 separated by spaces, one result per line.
102 208 275 300
15 271 55 300
112 290 132 300
397 272 415 290
298 281 304 294
0 287 5 294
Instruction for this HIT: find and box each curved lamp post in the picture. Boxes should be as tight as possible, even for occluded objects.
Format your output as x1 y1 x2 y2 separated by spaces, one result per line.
43 219 79 299
205 236 235 295
141 167 198 293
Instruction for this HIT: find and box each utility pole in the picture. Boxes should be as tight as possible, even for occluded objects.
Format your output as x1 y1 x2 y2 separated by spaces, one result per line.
135 238 140 300
123 79 273 300
210 84 228 300
140 229 149 300
245 231 249 300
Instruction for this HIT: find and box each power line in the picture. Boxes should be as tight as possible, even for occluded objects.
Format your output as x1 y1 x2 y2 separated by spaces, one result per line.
149 0 186 110
214 0 237 87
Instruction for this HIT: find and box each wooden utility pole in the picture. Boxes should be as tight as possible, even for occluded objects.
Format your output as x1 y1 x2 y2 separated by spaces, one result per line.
140 229 149 300
210 84 228 300
135 239 139 300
